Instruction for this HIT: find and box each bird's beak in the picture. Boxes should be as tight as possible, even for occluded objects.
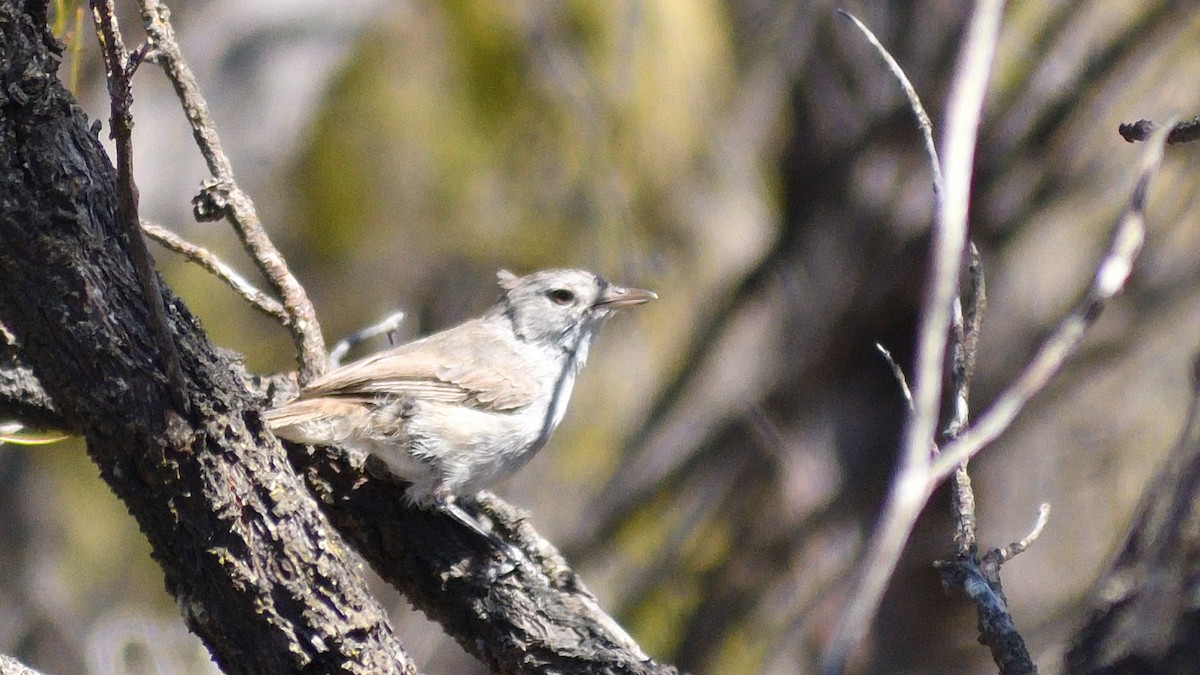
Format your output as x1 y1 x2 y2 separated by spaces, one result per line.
595 284 657 309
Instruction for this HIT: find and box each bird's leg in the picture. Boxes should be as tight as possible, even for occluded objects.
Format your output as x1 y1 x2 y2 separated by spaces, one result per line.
328 310 406 367
433 492 527 568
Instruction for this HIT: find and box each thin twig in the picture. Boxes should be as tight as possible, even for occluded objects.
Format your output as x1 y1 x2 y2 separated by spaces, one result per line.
946 243 986 441
136 0 326 385
875 344 914 411
961 243 986 385
824 3 1006 671
141 221 288 324
987 503 1050 566
837 10 944 199
1118 115 1200 144
946 243 986 555
0 421 70 445
930 120 1173 482
91 0 188 408
328 311 407 368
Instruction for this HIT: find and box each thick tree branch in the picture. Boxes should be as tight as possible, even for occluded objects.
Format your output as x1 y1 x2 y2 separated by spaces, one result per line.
289 443 677 674
0 3 673 673
0 4 413 672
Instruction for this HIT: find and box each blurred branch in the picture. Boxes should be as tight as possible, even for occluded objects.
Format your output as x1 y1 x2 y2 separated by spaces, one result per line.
1066 354 1200 672
0 653 46 675
826 2 1006 670
141 220 289 324
136 0 326 385
1119 116 1200 144
930 120 1171 481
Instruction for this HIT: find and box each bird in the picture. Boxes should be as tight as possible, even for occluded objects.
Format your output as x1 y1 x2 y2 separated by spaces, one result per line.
264 268 655 550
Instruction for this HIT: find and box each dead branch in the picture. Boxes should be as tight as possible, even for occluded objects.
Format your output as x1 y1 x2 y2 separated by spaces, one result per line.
825 2 1006 669
1118 116 1200 144
136 0 326 384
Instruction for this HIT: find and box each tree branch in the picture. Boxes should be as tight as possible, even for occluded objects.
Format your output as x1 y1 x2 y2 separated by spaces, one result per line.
1 3 674 672
91 0 187 405
0 4 413 671
141 220 289 324
136 0 326 385
1118 115 1200 144
826 3 1006 669
288 443 677 674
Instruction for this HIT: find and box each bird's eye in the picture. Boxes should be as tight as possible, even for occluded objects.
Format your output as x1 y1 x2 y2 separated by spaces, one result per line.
548 288 575 305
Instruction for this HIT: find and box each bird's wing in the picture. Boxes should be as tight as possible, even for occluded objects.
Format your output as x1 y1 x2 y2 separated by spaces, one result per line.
297 318 540 412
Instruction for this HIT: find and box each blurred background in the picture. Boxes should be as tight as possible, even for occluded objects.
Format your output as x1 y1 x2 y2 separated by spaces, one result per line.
4 0 1200 672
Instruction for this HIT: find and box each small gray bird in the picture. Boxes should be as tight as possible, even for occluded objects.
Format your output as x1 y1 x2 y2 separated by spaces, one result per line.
264 268 655 547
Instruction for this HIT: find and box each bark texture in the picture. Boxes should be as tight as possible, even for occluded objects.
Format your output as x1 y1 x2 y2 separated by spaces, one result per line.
0 2 413 672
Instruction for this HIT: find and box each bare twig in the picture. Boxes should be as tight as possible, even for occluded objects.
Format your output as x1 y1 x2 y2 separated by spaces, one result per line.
875 343 914 410
136 0 326 384
328 311 406 368
837 10 944 198
824 3 1006 671
947 243 986 438
91 0 187 407
1118 116 1200 144
930 120 1172 482
987 503 1050 567
141 220 288 324
946 244 986 555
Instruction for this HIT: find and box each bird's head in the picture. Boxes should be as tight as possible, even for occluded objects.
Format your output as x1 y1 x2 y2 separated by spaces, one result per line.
496 268 655 351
